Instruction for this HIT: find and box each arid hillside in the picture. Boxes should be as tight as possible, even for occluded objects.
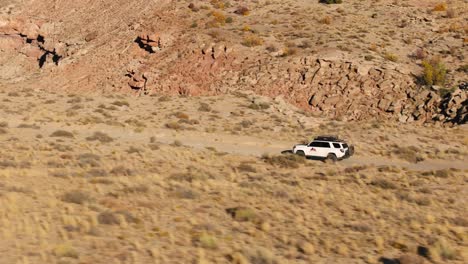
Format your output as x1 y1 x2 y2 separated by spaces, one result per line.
0 1 467 263
0 87 467 263
0 0 467 123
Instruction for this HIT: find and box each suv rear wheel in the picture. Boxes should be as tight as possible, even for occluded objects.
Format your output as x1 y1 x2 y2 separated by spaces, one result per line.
326 153 337 163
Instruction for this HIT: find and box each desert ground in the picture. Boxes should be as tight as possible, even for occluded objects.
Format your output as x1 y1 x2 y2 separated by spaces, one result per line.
0 87 467 264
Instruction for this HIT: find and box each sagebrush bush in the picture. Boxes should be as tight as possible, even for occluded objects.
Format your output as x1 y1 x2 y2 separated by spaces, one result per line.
211 11 226 26
422 57 446 86
242 35 263 47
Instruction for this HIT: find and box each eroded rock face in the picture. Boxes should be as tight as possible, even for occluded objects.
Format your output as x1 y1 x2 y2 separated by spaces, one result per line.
0 20 66 67
126 46 466 124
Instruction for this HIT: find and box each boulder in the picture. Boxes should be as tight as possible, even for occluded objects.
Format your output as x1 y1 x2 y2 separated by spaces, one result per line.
0 35 24 50
22 23 40 40
20 45 43 59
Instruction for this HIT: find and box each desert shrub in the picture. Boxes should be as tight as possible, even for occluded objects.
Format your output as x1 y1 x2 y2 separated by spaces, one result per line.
111 100 129 107
210 0 225 9
384 52 398 62
188 3 199 12
298 40 311 49
169 172 208 182
242 35 263 47
0 121 8 128
234 6 250 16
242 25 251 32
158 95 171 102
86 168 108 177
370 179 397 190
53 244 79 258
0 128 7 135
281 47 297 57
195 233 218 249
126 146 143 154
437 87 455 98
0 159 17 168
319 16 332 24
434 169 452 178
248 102 270 110
18 123 40 129
446 8 456 18
421 57 446 86
174 112 189 119
458 64 468 73
110 165 136 176
237 163 257 173
77 153 101 168
211 11 226 25
97 211 121 225
434 239 459 260
165 122 183 130
172 140 183 147
86 131 114 143
148 143 160 150
171 187 199 199
198 103 212 112
50 130 74 138
62 190 91 204
320 0 343 4
433 3 447 12
364 55 375 61
67 97 82 104
413 48 427 60
239 120 253 128
392 145 424 163
266 44 278 52
121 184 149 193
98 210 139 225
262 154 305 168
225 17 234 23
226 207 257 222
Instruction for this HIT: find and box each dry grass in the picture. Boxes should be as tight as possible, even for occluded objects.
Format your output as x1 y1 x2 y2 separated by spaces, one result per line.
0 88 466 264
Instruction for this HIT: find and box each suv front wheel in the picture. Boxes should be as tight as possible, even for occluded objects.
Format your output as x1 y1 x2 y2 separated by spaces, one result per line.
326 153 337 163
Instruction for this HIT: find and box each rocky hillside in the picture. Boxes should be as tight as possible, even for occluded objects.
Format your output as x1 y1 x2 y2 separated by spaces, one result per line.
0 0 467 123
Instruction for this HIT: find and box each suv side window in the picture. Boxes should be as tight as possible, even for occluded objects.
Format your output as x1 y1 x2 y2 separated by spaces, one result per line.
310 141 331 148
309 141 321 147
333 143 341 148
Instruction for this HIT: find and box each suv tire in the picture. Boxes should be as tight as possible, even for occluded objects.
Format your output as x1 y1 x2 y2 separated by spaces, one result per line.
348 145 355 156
326 153 337 163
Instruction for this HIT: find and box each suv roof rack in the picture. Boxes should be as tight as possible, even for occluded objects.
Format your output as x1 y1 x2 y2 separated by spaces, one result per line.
314 135 341 142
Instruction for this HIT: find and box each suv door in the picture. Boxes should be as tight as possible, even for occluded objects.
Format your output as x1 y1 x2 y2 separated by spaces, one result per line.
308 141 331 157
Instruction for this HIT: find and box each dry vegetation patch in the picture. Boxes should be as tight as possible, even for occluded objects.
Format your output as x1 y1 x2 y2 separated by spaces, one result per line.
0 89 466 263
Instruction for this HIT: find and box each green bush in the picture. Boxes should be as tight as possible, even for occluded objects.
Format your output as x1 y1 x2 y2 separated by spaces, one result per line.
422 57 446 86
320 0 343 4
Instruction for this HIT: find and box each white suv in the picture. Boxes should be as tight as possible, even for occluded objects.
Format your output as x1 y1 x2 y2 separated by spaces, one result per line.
292 136 354 162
